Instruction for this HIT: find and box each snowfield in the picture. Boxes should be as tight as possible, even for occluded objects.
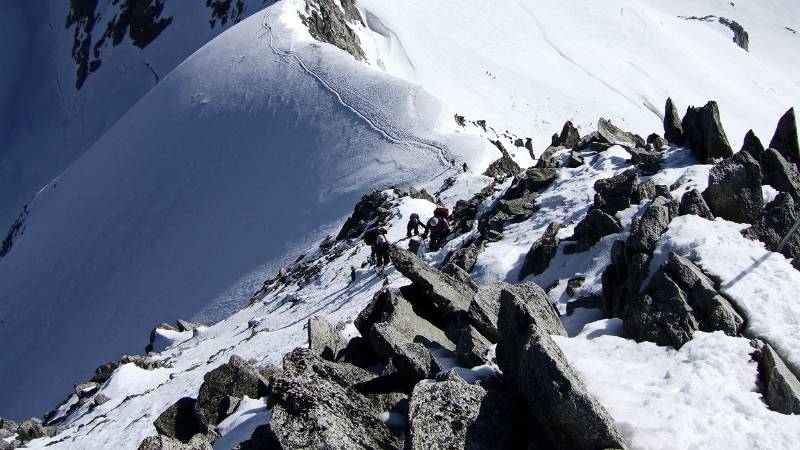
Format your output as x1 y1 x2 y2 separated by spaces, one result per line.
2 0 800 448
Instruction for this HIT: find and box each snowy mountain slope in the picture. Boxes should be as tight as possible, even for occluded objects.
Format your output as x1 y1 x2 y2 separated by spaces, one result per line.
0 3 491 420
3 0 800 443
20 127 800 449
0 0 275 231
355 0 800 157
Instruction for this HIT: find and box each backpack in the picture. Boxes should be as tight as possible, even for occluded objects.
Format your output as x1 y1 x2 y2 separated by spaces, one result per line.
363 228 380 246
434 207 450 220
376 233 390 248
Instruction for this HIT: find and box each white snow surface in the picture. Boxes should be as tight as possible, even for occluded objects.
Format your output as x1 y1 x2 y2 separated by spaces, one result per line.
557 324 800 449
0 3 487 419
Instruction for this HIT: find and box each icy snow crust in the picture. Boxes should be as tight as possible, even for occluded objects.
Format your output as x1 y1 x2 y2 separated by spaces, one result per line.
0 4 490 419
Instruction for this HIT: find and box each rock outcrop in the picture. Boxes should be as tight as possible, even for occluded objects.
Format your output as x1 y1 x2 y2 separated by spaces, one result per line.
195 355 269 428
308 316 347 361
496 293 628 450
563 209 622 254
407 377 526 450
703 150 763 224
137 434 213 450
335 190 393 241
519 222 564 280
744 193 800 270
664 97 684 145
299 0 366 61
469 282 565 344
741 129 765 162
624 269 699 349
484 140 522 179
597 117 646 148
756 342 800 415
552 121 582 148
769 108 799 165
594 169 638 215
681 101 734 163
389 246 477 317
678 189 714 219
761 148 800 201
153 397 205 443
269 348 401 449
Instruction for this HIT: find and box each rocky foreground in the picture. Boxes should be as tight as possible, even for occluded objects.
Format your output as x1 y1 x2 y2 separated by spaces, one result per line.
3 99 800 450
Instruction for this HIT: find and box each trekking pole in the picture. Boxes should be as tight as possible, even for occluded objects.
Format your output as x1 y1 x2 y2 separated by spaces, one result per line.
776 214 800 253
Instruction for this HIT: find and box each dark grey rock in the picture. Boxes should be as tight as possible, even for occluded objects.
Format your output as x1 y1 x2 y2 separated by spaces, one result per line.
678 189 714 219
566 276 585 298
407 187 435 203
664 97 684 145
407 377 526 450
496 294 628 450
627 147 661 175
757 343 800 414
624 269 699 349
484 140 522 178
741 129 765 162
355 288 453 385
389 246 477 318
769 108 799 165
455 324 492 367
443 241 485 273
601 240 651 319
0 435 13 450
567 153 584 168
468 282 565 343
16 419 47 443
75 382 99 398
308 316 347 361
597 118 646 148
94 393 110 406
335 190 392 241
744 193 800 270
631 180 656 205
370 324 444 385
195 355 269 427
664 252 743 335
566 295 603 316
535 145 565 168
681 101 734 163
0 418 17 433
647 133 667 149
300 0 366 61
153 397 205 443
564 209 623 254
519 222 564 280
270 348 400 449
703 150 763 224
176 320 202 332
233 424 281 450
718 17 750 51
553 121 582 148
627 197 679 254
761 148 800 201
594 169 638 215
137 434 213 450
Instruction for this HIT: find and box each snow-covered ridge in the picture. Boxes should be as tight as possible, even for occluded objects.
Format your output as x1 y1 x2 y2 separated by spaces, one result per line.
7 95 800 449
2 0 800 446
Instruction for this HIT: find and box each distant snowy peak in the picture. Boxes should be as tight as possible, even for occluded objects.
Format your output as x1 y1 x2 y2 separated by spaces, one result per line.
64 0 270 89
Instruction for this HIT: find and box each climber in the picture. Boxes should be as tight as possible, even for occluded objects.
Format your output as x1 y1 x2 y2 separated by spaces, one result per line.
407 213 424 237
375 229 391 271
462 162 469 173
423 216 450 251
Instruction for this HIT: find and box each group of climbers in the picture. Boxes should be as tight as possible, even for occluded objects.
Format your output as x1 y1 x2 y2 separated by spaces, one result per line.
361 206 452 273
